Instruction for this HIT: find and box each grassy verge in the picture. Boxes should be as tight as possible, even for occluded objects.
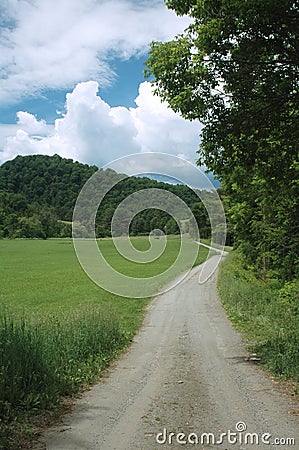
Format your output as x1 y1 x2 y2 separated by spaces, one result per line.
218 251 299 391
0 307 127 449
0 237 208 449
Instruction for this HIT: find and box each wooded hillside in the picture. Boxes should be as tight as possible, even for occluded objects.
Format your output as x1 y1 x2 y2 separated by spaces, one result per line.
0 154 215 240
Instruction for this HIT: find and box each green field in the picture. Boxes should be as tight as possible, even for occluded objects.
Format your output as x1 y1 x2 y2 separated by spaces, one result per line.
0 237 208 449
1 237 207 315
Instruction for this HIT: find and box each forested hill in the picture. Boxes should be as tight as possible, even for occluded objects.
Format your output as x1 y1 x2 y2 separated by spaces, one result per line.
0 154 215 240
0 154 98 220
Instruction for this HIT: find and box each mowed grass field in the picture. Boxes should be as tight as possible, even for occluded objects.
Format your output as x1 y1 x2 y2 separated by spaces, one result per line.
1 237 207 317
0 237 208 449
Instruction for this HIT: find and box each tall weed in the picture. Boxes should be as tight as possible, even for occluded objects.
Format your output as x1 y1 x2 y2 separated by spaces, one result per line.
0 307 127 422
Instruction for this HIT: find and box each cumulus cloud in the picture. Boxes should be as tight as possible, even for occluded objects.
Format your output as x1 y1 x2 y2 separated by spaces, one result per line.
0 0 190 105
16 112 49 135
133 82 200 158
1 81 202 167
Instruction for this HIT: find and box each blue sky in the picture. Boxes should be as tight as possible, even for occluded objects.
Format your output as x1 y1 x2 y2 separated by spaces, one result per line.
0 56 146 124
0 0 218 187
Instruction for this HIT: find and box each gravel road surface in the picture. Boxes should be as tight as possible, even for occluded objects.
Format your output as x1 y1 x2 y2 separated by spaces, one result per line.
41 256 298 449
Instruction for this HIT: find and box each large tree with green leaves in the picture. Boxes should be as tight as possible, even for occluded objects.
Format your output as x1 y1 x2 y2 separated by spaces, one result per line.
145 0 299 279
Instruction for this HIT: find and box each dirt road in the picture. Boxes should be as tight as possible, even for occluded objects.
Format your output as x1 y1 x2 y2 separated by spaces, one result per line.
41 256 298 449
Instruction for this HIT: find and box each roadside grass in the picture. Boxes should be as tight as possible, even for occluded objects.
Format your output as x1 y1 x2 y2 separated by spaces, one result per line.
0 307 126 449
0 237 208 449
218 251 299 390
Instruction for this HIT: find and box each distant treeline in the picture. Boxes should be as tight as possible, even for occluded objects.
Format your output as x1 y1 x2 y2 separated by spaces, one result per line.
0 154 223 240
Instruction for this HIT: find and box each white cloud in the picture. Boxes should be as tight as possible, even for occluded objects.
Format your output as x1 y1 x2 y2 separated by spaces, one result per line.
0 0 190 105
0 124 20 150
0 81 202 167
133 82 200 157
16 112 49 135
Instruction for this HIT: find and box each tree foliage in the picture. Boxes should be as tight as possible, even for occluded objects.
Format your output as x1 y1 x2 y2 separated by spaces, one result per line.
0 154 98 221
0 155 214 240
145 0 299 279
